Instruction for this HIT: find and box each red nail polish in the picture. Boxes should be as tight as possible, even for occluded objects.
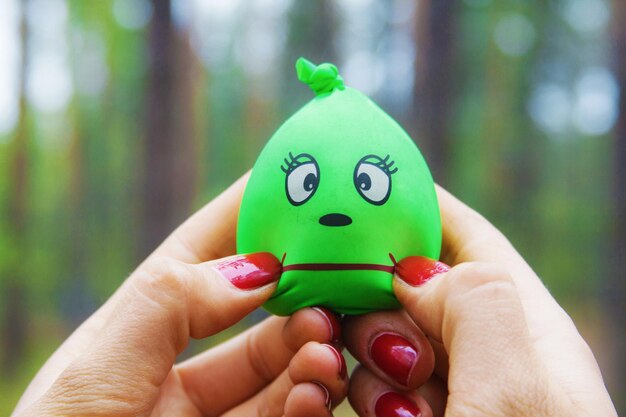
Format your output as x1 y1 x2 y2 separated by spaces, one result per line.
370 333 418 386
312 307 342 345
322 343 347 378
214 253 281 290
375 392 421 417
395 256 449 286
312 381 332 410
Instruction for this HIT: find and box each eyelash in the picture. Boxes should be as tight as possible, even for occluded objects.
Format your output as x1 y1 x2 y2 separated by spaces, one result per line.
281 153 397 174
369 155 398 175
281 152 312 173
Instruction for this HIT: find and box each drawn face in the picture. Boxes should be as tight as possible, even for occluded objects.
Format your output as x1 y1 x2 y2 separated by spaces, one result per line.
237 87 441 316
282 153 397 230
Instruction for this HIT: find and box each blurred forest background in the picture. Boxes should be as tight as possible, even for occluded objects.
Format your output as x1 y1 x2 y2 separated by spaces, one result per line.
0 0 624 415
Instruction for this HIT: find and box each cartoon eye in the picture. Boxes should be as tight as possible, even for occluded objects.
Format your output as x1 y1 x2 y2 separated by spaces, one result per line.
354 155 397 205
282 153 320 206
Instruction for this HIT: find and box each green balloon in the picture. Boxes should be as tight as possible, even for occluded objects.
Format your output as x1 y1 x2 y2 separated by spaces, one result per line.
237 58 441 315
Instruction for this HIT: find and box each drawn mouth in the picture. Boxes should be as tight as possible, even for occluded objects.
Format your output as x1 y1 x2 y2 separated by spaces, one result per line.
281 253 396 273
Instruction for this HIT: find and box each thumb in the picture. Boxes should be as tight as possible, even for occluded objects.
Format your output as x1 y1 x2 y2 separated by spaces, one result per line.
393 258 551 415
28 253 281 416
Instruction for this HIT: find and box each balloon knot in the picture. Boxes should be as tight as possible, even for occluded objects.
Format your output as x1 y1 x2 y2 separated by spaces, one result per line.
296 57 345 96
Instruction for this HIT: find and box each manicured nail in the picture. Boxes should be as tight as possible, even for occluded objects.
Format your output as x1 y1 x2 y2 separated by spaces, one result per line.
312 381 332 410
214 253 281 290
375 392 421 417
395 256 449 286
322 343 347 378
312 307 342 345
370 333 418 386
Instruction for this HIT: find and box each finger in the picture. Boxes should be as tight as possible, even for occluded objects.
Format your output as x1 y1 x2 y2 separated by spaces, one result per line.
349 365 433 417
31 253 281 416
429 338 449 380
284 383 333 417
176 307 341 415
416 375 448 417
434 189 612 414
343 310 434 390
13 175 250 414
435 185 562 320
394 261 547 404
435 184 515 266
150 172 249 263
224 342 348 417
288 343 347 408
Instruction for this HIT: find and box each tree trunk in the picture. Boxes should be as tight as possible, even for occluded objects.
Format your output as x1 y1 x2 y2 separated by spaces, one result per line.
285 0 336 64
479 3 537 243
64 103 93 325
607 0 626 410
282 0 337 112
412 0 457 186
139 0 198 259
3 0 30 374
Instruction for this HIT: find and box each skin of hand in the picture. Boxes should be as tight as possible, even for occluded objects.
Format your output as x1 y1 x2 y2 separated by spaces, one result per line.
344 186 618 417
12 174 348 417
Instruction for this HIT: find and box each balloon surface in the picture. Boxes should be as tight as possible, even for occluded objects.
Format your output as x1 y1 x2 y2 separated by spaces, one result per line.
237 58 441 315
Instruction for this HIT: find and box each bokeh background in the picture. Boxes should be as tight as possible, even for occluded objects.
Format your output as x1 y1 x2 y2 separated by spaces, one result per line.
0 0 624 415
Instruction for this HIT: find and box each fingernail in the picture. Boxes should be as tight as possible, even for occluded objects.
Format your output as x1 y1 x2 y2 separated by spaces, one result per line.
322 343 347 379
312 307 342 345
370 333 418 386
395 256 449 286
375 392 421 417
214 253 281 290
312 381 332 410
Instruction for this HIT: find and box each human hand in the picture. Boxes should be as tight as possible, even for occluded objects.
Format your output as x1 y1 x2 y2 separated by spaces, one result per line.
344 186 617 417
12 175 348 417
